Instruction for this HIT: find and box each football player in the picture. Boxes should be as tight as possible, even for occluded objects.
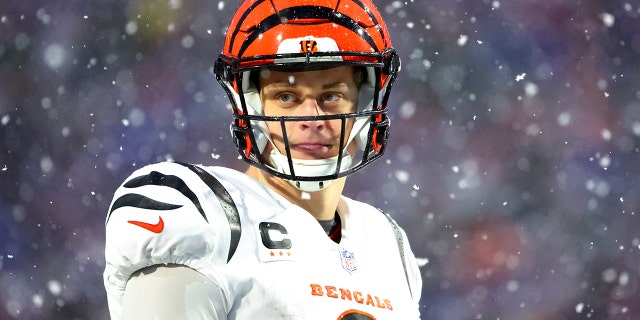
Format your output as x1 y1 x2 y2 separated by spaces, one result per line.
104 0 422 319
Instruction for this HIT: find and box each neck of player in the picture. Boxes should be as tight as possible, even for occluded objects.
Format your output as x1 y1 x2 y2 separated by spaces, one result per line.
245 166 345 221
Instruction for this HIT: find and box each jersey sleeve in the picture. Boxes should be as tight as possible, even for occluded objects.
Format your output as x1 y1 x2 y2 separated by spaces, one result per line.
121 265 227 320
103 162 235 319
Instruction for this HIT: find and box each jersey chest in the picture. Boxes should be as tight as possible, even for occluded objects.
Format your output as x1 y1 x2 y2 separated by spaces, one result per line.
213 206 414 319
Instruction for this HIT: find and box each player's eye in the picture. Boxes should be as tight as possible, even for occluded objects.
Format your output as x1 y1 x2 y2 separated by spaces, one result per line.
321 92 340 103
320 92 348 111
277 92 296 104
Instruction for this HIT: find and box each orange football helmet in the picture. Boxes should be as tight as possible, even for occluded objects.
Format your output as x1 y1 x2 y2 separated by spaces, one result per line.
215 0 400 191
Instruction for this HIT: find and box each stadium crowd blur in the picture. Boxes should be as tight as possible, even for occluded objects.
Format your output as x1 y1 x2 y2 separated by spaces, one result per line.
1 0 639 319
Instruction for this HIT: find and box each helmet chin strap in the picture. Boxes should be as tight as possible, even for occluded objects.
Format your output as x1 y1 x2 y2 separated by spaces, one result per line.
268 147 354 192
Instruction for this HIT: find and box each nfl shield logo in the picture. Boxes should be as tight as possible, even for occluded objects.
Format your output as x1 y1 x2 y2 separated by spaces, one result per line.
340 248 357 274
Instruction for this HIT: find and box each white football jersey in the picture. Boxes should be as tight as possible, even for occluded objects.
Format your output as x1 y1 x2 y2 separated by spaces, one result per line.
104 162 422 319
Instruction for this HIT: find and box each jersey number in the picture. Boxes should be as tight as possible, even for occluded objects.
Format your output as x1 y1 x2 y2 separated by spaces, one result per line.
338 309 375 319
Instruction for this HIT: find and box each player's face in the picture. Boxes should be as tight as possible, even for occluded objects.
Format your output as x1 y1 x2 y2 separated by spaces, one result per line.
259 66 360 161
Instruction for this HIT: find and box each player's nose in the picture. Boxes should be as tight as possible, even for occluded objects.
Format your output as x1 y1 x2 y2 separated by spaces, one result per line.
297 98 324 129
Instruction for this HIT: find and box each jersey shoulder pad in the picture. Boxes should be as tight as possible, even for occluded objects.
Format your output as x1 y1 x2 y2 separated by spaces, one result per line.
104 162 240 299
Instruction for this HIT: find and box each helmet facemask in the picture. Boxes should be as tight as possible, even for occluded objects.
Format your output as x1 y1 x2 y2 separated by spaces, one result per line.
216 51 399 191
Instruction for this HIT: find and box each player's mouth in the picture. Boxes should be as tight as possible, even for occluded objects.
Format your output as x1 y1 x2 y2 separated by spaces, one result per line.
290 143 333 159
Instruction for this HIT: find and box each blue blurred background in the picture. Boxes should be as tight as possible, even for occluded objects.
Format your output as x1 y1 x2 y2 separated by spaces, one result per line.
1 0 639 319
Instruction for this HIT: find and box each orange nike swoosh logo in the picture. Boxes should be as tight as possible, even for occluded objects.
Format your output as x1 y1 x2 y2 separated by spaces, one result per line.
128 216 164 233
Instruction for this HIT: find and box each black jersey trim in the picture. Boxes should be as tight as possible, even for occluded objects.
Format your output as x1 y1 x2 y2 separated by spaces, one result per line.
179 163 241 263
108 194 182 222
106 170 208 224
383 213 412 298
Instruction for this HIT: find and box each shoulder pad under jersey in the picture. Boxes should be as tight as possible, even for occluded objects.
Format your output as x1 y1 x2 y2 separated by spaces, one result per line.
104 162 240 286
